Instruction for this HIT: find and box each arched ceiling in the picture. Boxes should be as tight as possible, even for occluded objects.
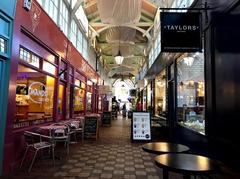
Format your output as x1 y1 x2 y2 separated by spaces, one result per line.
82 0 158 79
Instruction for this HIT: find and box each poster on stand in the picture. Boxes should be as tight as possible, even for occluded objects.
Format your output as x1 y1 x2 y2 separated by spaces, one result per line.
132 112 151 141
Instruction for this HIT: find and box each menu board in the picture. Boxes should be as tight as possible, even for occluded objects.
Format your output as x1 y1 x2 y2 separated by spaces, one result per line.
132 112 151 141
84 116 98 139
102 111 111 126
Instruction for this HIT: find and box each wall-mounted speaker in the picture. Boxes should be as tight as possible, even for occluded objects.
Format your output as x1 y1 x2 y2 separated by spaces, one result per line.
23 0 32 11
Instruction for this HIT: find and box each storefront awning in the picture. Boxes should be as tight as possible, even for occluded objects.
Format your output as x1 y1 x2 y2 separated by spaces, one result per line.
145 52 181 78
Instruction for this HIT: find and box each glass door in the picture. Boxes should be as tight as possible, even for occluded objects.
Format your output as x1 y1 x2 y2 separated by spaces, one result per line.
58 83 66 120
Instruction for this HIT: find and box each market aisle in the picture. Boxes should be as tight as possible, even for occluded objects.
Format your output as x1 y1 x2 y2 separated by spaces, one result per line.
4 115 233 179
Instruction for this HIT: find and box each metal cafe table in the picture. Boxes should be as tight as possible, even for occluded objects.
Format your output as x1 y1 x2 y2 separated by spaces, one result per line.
142 142 190 154
155 153 219 179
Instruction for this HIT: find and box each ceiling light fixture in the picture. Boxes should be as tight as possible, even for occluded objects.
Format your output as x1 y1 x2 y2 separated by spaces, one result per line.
183 56 194 66
115 27 124 65
115 51 124 65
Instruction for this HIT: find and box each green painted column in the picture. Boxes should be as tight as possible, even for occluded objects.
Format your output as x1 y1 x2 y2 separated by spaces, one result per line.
0 0 16 175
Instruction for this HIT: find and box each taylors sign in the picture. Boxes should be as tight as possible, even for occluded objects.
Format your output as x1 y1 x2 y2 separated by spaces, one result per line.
28 82 49 103
161 12 202 52
163 25 199 32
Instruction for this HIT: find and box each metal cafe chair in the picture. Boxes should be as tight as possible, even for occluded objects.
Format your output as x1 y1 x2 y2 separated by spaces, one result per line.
50 123 70 155
70 118 85 143
20 131 55 173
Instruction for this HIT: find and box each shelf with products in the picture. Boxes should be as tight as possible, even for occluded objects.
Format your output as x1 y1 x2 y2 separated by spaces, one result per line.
179 120 205 135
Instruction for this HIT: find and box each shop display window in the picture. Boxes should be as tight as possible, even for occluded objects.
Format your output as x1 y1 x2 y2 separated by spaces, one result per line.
98 96 102 111
43 61 57 75
15 64 55 128
74 87 85 114
143 89 147 111
81 82 86 89
20 47 40 68
177 53 205 134
58 84 64 115
147 84 151 111
155 70 167 118
87 92 92 112
74 79 80 87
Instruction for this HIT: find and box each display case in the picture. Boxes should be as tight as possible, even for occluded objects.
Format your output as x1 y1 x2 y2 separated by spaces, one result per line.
176 53 205 134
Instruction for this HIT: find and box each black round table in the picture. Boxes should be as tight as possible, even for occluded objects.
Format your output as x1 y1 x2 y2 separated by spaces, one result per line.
142 142 190 155
155 153 219 179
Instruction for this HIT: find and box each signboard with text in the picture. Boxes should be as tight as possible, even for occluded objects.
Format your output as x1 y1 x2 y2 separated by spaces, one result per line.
132 112 151 141
161 12 202 52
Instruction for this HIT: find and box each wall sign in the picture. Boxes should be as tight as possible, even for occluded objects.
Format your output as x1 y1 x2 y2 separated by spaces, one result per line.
161 12 202 52
28 82 48 103
132 112 151 141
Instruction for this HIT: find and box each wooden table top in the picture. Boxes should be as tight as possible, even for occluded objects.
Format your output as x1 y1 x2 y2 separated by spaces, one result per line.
142 142 190 154
155 153 219 174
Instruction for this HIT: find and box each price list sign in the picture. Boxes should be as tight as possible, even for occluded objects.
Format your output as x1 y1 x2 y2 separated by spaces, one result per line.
132 112 151 141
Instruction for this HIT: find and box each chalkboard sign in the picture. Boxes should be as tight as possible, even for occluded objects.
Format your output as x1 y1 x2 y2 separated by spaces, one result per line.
102 111 111 126
84 116 98 139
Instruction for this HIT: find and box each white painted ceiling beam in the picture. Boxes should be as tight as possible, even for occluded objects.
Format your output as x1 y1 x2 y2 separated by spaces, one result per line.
71 0 84 17
90 22 153 27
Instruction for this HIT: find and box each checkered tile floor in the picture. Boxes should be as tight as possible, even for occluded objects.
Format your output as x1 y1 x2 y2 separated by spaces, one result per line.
3 116 240 179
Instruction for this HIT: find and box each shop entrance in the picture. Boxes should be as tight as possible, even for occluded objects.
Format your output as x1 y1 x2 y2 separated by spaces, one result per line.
167 63 176 140
58 83 66 120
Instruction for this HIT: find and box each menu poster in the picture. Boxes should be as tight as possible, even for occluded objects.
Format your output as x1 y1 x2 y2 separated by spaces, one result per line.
132 112 151 141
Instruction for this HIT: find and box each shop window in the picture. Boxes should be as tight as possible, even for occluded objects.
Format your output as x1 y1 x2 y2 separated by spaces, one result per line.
46 54 57 64
15 64 55 128
74 87 85 114
155 70 167 118
0 37 7 53
58 84 64 115
86 92 92 112
19 47 40 68
74 79 80 87
43 60 56 75
98 96 102 111
176 53 205 134
147 83 152 111
81 82 86 89
143 89 147 111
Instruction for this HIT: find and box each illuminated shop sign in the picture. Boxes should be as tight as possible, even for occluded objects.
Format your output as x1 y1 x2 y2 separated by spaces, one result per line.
28 82 49 103
161 12 202 52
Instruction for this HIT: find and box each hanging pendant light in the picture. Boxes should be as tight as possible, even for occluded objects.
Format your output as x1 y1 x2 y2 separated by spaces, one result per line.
115 51 124 65
115 27 124 65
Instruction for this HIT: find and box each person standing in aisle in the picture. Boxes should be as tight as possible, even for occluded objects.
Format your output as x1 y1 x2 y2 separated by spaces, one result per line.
122 103 126 117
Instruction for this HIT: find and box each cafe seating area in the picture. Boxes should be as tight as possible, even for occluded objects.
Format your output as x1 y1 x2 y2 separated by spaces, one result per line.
3 115 238 179
20 116 88 172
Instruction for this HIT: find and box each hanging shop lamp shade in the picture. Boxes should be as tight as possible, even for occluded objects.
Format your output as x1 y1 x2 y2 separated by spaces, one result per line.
115 50 124 65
